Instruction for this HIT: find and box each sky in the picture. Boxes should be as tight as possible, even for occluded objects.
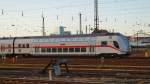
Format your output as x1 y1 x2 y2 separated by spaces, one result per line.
0 0 150 37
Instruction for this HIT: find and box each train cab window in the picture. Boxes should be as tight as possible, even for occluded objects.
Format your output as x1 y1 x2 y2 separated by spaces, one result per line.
52 48 57 52
75 48 80 52
69 48 74 52
81 48 86 52
58 48 62 52
63 48 68 52
41 48 46 52
113 41 120 49
101 41 107 46
47 48 51 52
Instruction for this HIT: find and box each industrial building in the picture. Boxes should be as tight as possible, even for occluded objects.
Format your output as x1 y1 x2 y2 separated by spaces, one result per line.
129 31 150 48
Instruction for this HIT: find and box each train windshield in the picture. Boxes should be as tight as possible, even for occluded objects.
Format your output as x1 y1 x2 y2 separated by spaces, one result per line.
117 32 131 51
113 41 120 49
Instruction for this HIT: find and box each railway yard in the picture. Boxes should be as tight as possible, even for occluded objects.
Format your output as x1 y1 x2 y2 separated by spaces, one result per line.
0 49 149 84
0 0 150 83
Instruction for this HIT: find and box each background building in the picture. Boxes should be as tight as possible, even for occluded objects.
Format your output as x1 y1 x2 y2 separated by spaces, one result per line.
129 30 150 48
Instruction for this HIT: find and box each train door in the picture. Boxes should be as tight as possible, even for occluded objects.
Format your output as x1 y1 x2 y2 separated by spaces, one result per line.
96 37 102 55
89 45 95 54
88 38 96 55
96 36 108 55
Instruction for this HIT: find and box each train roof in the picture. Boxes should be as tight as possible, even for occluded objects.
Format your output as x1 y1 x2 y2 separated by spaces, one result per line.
0 32 125 40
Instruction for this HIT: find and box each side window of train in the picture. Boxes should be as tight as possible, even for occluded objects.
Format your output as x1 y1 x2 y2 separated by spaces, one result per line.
58 48 62 52
69 48 74 52
18 44 21 48
101 41 107 46
63 48 68 52
75 48 80 52
26 44 29 48
22 44 25 48
35 48 40 53
81 48 86 52
113 41 120 49
47 48 51 52
52 48 57 52
41 48 46 52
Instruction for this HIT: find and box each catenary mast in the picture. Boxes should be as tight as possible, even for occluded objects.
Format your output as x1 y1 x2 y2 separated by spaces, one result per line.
93 0 108 34
94 0 99 32
42 11 46 36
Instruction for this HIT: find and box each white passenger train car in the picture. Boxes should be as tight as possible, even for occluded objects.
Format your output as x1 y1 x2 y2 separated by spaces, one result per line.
0 32 131 58
0 38 14 55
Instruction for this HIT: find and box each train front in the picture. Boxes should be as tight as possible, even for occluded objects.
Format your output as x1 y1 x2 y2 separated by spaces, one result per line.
118 33 131 56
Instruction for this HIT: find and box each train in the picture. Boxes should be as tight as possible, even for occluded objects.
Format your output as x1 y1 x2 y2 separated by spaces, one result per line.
0 32 131 58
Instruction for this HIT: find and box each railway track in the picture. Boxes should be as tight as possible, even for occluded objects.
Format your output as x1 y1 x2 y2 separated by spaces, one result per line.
0 64 150 76
0 58 150 84
1 56 150 64
0 54 150 83
0 64 150 83
0 77 98 84
0 64 150 69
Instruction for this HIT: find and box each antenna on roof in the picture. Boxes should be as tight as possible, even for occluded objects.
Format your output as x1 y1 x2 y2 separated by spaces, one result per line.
41 9 46 36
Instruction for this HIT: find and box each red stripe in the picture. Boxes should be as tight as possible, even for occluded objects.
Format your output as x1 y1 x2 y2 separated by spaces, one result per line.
34 45 89 48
